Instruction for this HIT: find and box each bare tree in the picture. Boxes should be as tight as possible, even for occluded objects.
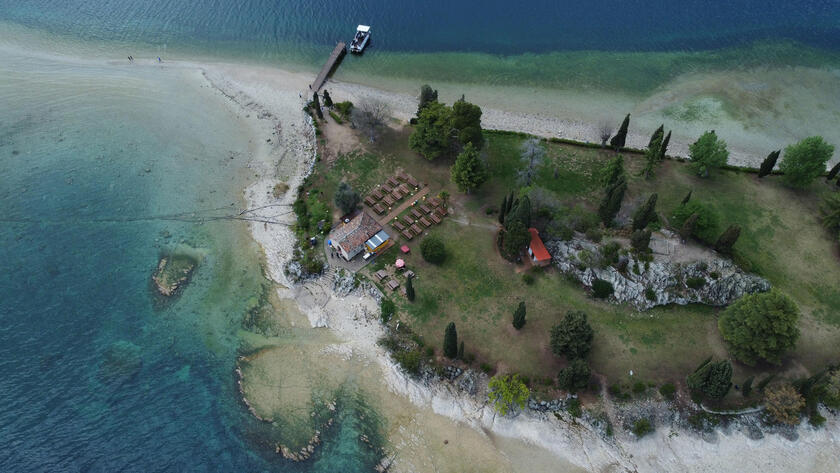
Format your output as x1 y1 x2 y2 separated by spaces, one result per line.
599 122 613 147
353 99 390 142
519 138 545 186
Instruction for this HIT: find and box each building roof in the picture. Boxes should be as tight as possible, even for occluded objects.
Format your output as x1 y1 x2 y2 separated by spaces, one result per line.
528 228 551 262
331 212 382 254
365 230 390 250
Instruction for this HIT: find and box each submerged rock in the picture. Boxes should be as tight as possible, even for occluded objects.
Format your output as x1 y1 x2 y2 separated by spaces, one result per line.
545 235 770 310
99 340 142 381
152 252 198 297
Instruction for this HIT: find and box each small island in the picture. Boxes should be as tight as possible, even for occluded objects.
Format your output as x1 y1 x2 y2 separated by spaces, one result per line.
152 252 198 297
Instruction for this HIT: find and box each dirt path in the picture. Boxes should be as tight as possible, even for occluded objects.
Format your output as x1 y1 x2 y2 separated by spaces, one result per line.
377 186 431 226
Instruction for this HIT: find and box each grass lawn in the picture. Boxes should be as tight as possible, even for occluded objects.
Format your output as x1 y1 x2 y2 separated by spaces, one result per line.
313 123 840 393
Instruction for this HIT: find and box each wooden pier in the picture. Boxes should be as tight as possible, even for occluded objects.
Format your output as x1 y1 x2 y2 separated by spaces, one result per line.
310 42 346 92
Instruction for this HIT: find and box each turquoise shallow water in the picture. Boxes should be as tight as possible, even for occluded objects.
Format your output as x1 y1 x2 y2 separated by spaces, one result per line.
0 52 383 471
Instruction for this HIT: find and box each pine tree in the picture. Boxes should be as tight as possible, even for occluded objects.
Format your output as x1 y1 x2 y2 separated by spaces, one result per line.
598 176 627 226
679 213 699 241
322 89 333 107
499 195 508 224
312 93 323 119
443 322 458 359
827 161 840 181
758 150 781 178
512 301 527 330
681 190 693 206
632 193 658 230
715 225 741 255
458 341 465 360
658 130 672 162
648 124 664 148
610 114 630 150
450 143 487 193
405 275 415 302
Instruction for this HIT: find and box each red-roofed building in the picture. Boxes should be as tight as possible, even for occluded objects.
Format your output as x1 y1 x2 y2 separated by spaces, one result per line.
528 228 551 267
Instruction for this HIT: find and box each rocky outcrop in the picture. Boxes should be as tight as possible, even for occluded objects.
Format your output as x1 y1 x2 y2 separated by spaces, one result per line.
152 253 197 297
545 236 770 310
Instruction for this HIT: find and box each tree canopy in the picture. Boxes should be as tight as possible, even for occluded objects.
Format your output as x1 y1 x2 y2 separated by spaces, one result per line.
764 383 805 425
718 290 800 366
557 359 591 391
334 181 360 215
420 235 447 264
488 374 530 415
452 98 484 149
417 84 439 115
550 311 594 359
409 101 454 160
779 136 835 188
689 131 729 177
450 143 488 193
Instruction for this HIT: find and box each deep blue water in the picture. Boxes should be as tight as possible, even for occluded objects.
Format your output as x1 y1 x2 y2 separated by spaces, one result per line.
0 0 838 56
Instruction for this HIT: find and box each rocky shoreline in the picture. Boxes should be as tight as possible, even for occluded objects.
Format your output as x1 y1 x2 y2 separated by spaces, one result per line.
200 55 840 470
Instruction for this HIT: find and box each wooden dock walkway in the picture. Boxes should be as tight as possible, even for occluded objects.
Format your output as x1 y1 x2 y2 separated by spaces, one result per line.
310 42 346 92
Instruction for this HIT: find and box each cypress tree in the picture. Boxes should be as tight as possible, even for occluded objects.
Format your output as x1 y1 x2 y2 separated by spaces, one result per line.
632 193 658 231
499 195 508 224
715 225 741 255
836 177 840 188
681 190 692 205
679 213 699 241
642 132 663 179
658 130 672 162
512 301 527 330
406 275 415 302
610 114 630 150
506 195 531 229
506 191 515 214
443 322 458 359
758 150 780 178
322 89 333 107
827 161 840 181
630 229 652 253
598 176 627 226
312 93 323 119
458 341 465 360
648 124 664 148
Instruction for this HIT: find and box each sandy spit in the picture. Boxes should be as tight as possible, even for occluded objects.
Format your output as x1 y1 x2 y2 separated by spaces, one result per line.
192 58 840 472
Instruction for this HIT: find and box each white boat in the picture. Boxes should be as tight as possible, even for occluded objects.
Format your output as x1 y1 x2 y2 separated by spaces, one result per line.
350 25 371 53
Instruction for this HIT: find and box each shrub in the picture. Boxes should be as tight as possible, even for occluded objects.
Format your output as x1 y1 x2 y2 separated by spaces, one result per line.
600 241 621 267
686 276 706 289
633 381 647 394
687 359 733 400
421 236 446 264
522 273 535 285
480 362 493 374
671 201 721 244
566 398 582 418
659 383 676 400
764 383 805 425
328 110 343 124
333 101 354 119
718 290 800 366
550 311 594 359
394 350 422 375
557 359 591 391
645 287 657 301
631 229 652 253
586 226 603 243
380 298 396 323
631 418 654 437
592 279 614 299
488 374 530 415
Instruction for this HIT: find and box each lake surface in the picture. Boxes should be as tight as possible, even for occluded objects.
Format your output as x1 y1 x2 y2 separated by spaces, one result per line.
0 1 838 471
